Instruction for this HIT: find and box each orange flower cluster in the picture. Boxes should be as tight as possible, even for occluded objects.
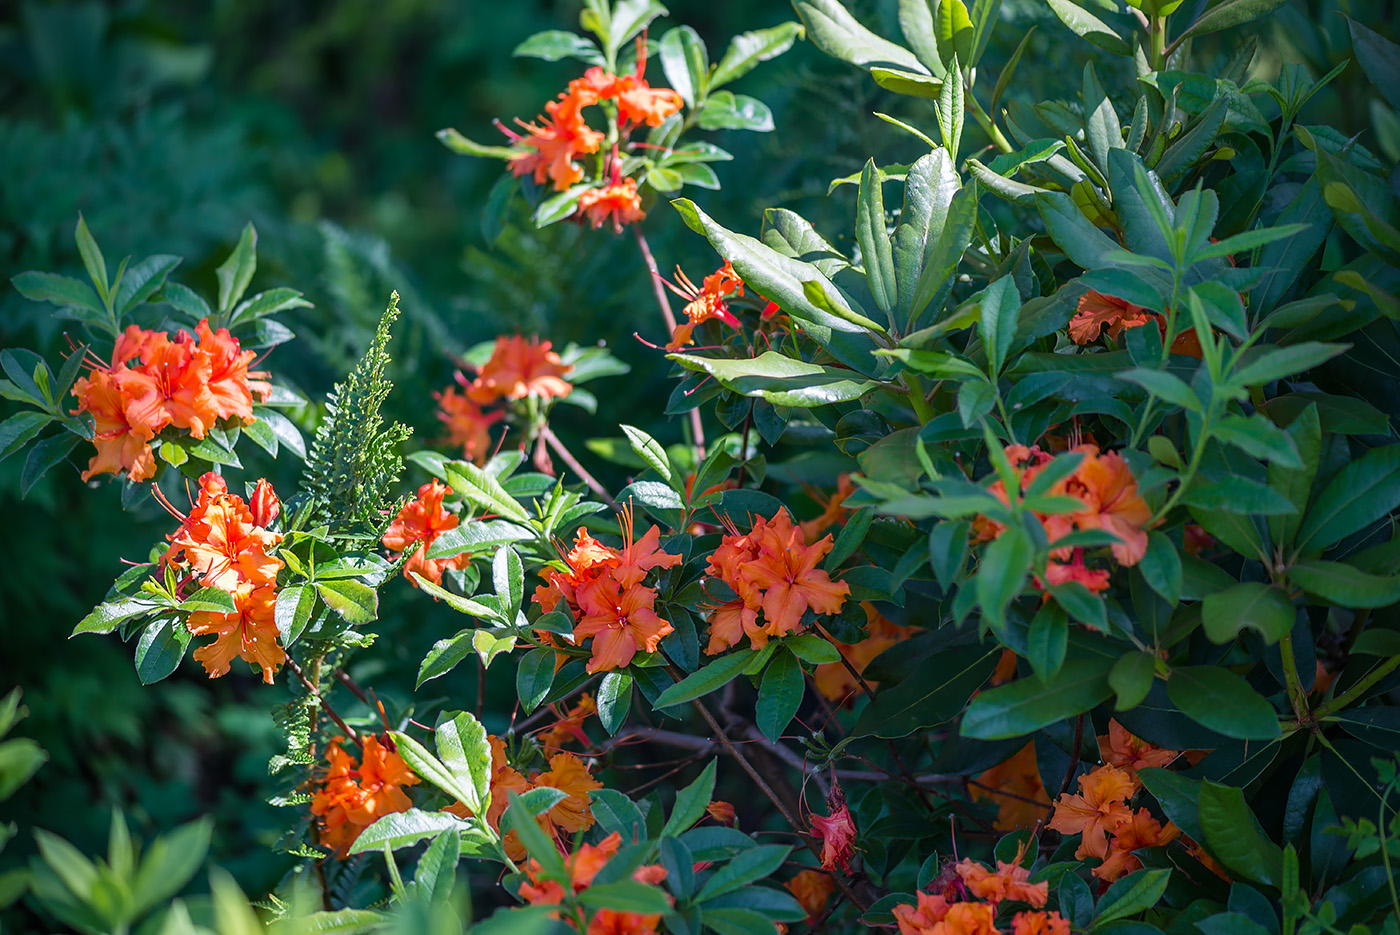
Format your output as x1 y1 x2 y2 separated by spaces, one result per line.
1048 723 1184 881
162 472 286 683
813 603 915 704
1068 290 1202 358
973 444 1151 595
895 847 1060 935
383 480 471 587
501 49 681 234
310 735 420 858
970 743 1053 832
433 335 572 462
532 507 681 673
519 831 671 935
447 735 601 861
663 260 744 350
703 509 850 655
71 320 269 482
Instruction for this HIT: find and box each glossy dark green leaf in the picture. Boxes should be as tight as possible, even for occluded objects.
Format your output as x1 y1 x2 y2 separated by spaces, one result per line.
316 579 378 625
1289 561 1400 608
755 650 804 742
135 616 190 685
653 650 756 708
855 644 998 738
1165 666 1280 740
1201 582 1294 644
962 656 1114 740
1198 780 1283 885
1296 445 1400 552
516 648 556 714
1027 601 1068 683
1109 651 1156 712
857 159 898 315
597 670 633 736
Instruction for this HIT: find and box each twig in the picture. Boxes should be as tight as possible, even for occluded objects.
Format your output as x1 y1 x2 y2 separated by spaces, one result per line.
1057 714 1085 799
288 657 359 745
633 225 706 455
540 424 621 512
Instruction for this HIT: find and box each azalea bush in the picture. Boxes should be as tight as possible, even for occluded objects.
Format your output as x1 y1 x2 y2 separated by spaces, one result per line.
3 0 1400 933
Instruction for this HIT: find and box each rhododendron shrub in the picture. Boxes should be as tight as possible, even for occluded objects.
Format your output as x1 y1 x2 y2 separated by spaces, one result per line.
6 0 1400 932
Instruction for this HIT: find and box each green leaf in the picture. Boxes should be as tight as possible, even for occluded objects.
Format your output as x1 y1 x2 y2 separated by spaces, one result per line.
1048 581 1107 631
784 633 842 665
1165 666 1280 740
857 159 898 315
116 255 181 315
1109 651 1156 712
979 276 1020 377
935 52 965 159
74 215 109 302
1095 868 1170 923
179 587 239 614
653 650 757 708
1288 561 1400 608
696 91 774 132
1027 602 1068 683
793 0 929 75
513 30 605 65
516 648 556 714
1139 531 1182 605
711 22 803 89
935 0 973 67
658 26 708 108
391 730 478 814
436 712 492 816
1296 445 1400 553
444 461 531 524
129 817 212 917
870 66 943 98
435 128 515 159
492 546 524 618
1198 780 1283 885
976 525 1032 629
72 597 157 636
10 272 104 318
346 809 473 855
755 650 804 742
621 424 674 484
1119 368 1201 412
663 760 717 838
214 224 257 314
21 432 79 497
0 412 52 464
316 579 378 625
1174 0 1290 45
472 629 517 669
961 656 1114 740
1232 342 1347 387
668 351 879 408
1348 18 1400 112
1213 414 1302 468
410 574 505 621
274 584 318 648
1082 61 1122 173
1201 582 1294 644
1045 0 1130 55
597 670 633 736
135 616 190 685
578 880 674 915
696 845 791 902
1137 768 1203 841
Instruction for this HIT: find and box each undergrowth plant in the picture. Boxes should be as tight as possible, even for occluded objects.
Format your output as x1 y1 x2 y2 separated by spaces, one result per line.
3 0 1400 932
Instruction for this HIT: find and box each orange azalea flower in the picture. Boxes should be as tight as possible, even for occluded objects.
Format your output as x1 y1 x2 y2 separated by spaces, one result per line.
467 335 574 405
1067 445 1152 566
537 693 597 750
534 752 604 834
813 602 915 704
435 380 504 464
1012 911 1070 935
195 319 269 423
800 474 856 541
970 742 1053 832
786 870 835 923
113 329 217 440
971 445 1059 545
507 87 605 192
186 582 285 682
310 735 419 859
955 847 1048 907
1047 765 1136 860
70 367 157 482
926 902 1000 935
1068 290 1155 345
613 74 683 127
163 472 283 592
1184 836 1230 881
664 260 745 351
382 479 471 587
894 892 952 935
574 579 673 672
810 787 856 873
1037 549 1111 594
1093 808 1180 882
519 831 670 934
1098 719 1178 781
577 177 646 232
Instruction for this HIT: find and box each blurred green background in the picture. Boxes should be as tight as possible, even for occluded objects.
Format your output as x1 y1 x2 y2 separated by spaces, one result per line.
1 0 1393 924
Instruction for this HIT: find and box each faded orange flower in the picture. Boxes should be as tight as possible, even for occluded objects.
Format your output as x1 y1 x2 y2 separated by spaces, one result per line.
970 742 1052 832
934 902 1000 935
310 735 420 858
894 892 952 935
706 800 737 826
786 870 835 923
1098 719 1179 782
382 479 471 587
1012 911 1070 935
536 693 597 750
799 474 856 541
1092 808 1180 882
955 847 1047 907
1047 765 1136 860
467 335 574 404
534 752 604 834
577 178 646 232
810 786 856 873
1068 290 1155 344
436 380 504 464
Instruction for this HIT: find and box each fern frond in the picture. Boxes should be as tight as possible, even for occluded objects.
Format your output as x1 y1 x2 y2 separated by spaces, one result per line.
301 291 411 540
